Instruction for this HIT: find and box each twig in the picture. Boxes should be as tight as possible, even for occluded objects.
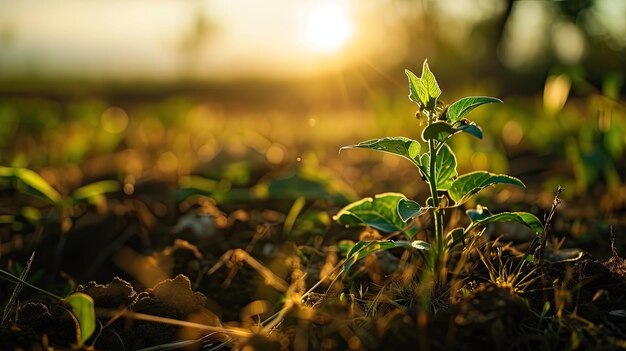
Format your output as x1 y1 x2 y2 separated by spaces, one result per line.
537 186 563 268
610 225 619 258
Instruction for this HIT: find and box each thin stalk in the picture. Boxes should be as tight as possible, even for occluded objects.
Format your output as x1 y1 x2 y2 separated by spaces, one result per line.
537 185 563 269
0 268 63 301
426 118 445 273
95 309 252 337
1 252 36 326
427 139 441 251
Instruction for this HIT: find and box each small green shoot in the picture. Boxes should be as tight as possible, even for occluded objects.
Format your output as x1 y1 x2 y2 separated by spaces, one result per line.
335 60 541 274
71 180 120 203
283 196 306 234
539 301 551 327
0 166 62 204
0 166 121 234
65 293 96 348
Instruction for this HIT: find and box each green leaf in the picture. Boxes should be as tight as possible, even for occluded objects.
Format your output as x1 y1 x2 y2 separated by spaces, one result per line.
72 180 120 201
344 239 430 272
179 175 220 193
337 240 356 256
65 293 96 347
466 205 493 222
448 171 525 205
334 193 410 234
456 122 483 139
410 240 430 251
466 206 543 234
447 227 466 248
283 196 306 235
290 211 331 238
447 96 502 123
418 60 441 110
405 69 422 106
397 198 427 222
422 122 457 142
422 121 484 141
541 301 551 319
344 240 389 272
260 170 355 204
176 175 222 202
0 166 62 204
340 137 421 164
21 206 41 224
420 144 457 191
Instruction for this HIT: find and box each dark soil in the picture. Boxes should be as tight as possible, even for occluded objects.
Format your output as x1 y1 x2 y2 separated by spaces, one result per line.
2 190 625 351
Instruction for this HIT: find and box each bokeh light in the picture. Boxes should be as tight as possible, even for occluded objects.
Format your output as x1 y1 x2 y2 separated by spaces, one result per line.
101 106 129 134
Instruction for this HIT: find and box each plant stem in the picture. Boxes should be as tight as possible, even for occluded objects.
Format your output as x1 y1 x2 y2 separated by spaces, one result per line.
537 185 563 269
427 136 444 272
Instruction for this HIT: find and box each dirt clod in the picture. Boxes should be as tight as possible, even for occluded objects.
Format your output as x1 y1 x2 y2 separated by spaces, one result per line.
77 276 137 309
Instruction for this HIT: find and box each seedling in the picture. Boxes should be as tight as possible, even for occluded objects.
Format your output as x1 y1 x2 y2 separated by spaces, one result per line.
0 166 120 230
335 60 542 274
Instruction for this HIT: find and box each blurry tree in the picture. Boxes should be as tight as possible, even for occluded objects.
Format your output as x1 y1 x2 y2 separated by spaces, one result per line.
395 0 624 97
179 0 216 80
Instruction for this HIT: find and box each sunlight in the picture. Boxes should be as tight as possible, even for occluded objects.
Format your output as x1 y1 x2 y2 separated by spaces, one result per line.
305 2 353 53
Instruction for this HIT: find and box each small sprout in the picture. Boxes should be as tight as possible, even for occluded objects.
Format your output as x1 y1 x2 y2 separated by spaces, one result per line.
65 293 96 348
336 59 541 274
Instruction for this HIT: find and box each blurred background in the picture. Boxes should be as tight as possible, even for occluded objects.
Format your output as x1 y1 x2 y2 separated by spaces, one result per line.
1 0 625 254
2 0 625 87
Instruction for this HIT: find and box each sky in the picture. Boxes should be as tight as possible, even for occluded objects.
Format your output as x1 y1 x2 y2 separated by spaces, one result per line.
0 0 624 83
0 0 388 81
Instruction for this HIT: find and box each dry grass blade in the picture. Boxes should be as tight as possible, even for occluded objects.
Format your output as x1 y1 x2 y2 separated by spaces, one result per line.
135 332 232 351
0 267 63 301
261 259 345 333
477 242 498 283
1 252 36 326
96 308 252 338
537 186 563 268
207 249 289 292
136 339 202 351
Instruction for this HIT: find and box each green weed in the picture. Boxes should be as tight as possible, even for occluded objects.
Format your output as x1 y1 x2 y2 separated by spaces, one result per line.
334 60 542 277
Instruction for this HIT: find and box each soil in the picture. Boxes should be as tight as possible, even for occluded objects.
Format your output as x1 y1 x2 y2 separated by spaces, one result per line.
1 149 626 351
2 191 625 351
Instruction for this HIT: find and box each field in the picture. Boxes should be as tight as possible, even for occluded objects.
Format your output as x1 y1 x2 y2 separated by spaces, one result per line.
1 69 626 350
1 1 626 350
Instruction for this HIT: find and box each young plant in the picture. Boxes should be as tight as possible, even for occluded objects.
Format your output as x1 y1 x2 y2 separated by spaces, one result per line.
0 166 120 230
334 60 542 274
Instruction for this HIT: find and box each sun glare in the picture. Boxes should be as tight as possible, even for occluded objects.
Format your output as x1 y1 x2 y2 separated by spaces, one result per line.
305 3 353 53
